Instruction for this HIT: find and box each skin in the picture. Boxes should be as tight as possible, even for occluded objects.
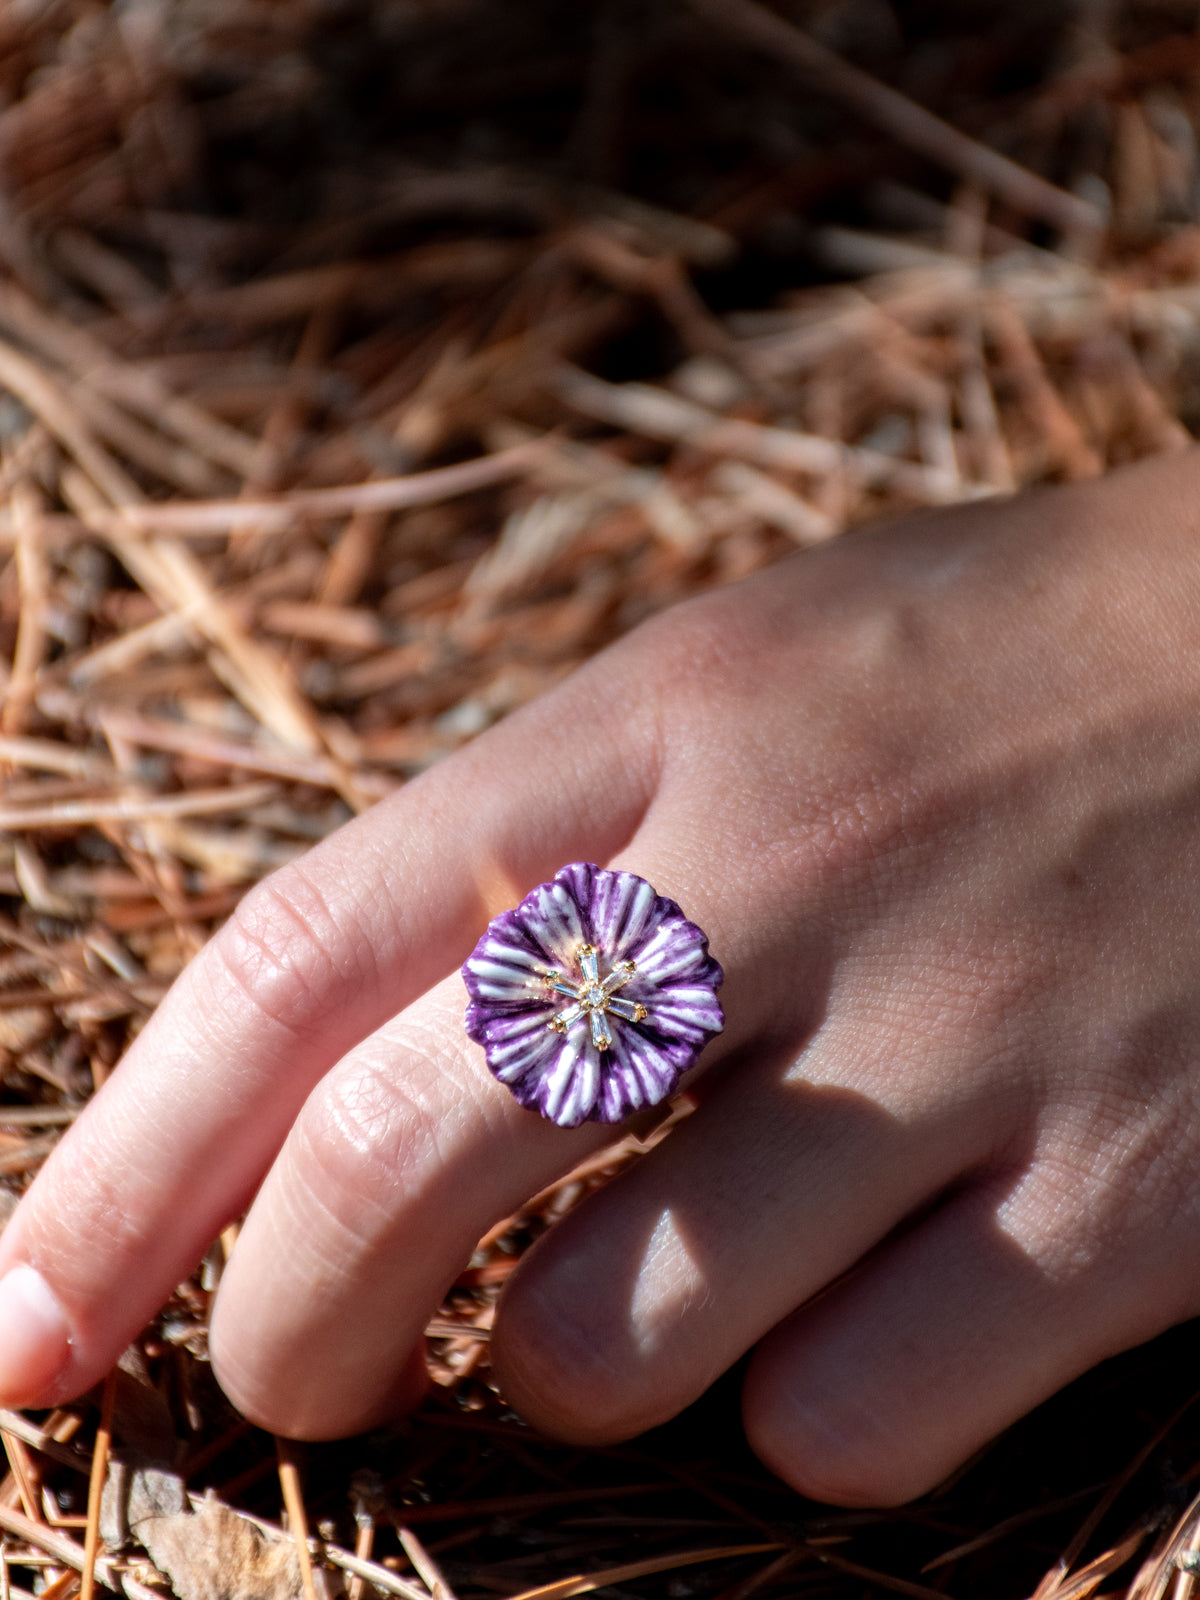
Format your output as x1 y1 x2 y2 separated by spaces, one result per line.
3 449 1200 1506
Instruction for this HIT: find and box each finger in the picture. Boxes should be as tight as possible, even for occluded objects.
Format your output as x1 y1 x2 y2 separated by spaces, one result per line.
740 1171 1186 1507
488 1020 1003 1446
208 974 610 1435
0 664 658 1408
206 831 766 1437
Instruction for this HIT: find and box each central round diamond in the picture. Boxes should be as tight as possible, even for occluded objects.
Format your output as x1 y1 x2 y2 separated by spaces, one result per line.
584 984 604 1008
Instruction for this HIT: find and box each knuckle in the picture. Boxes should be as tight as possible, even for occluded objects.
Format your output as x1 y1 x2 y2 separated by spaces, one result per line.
634 591 761 713
298 1057 438 1235
293 1023 492 1241
207 865 369 1039
633 592 918 887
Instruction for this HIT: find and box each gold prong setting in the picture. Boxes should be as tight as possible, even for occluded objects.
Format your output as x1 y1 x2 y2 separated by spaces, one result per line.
545 944 646 1051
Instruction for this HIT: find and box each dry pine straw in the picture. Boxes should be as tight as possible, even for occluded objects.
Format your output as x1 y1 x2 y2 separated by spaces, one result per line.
5 1 1200 1597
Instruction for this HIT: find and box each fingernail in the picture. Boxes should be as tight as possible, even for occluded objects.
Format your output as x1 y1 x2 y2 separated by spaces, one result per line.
0 1265 70 1402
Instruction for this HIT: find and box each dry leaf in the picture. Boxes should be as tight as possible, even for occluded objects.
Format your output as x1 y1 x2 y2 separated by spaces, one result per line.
106 1467 336 1600
140 1494 310 1600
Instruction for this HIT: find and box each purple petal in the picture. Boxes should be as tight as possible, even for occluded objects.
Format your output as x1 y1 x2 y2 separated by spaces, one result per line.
648 984 726 1042
519 875 590 967
589 868 659 957
595 1028 683 1122
478 1009 558 1081
631 918 712 984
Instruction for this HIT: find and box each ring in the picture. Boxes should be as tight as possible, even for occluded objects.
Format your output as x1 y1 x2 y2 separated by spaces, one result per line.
462 863 724 1128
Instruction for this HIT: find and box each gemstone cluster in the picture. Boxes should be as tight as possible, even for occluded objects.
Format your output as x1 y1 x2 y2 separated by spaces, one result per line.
546 943 646 1052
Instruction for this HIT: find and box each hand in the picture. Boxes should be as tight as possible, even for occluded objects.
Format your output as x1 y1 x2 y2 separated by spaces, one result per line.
5 449 1200 1506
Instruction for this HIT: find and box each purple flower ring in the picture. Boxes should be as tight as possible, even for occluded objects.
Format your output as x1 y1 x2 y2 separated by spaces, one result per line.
463 863 724 1128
